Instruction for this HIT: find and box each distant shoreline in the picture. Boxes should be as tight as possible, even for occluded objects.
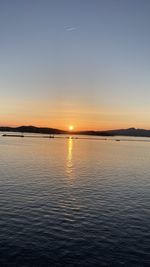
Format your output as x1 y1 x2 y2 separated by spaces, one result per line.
1 126 150 138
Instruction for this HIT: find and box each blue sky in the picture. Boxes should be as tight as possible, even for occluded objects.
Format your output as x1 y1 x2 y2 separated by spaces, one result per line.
0 0 150 130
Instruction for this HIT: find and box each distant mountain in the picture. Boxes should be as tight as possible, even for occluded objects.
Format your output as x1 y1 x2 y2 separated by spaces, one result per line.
105 127 150 137
1 126 150 137
73 128 150 137
0 126 65 135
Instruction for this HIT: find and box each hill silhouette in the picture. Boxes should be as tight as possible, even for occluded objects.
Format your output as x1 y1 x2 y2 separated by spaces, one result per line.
106 127 150 137
0 126 65 135
1 126 150 137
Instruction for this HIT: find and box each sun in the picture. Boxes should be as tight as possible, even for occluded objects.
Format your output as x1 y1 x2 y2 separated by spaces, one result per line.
68 125 74 131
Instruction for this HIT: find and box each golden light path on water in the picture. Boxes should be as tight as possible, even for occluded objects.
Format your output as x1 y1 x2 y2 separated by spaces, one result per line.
66 137 74 180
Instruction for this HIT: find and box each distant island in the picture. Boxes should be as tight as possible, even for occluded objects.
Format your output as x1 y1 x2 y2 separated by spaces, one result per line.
0 126 65 135
1 126 150 137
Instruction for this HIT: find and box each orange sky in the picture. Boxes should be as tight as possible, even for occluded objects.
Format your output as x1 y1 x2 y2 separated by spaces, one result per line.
1 98 150 131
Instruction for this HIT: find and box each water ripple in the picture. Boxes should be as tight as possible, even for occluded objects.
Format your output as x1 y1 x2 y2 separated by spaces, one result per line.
0 137 150 266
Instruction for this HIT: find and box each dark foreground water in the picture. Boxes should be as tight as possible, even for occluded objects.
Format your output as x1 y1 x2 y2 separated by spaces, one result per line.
0 135 150 266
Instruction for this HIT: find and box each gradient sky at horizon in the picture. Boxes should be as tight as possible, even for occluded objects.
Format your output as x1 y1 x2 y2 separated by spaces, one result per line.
1 0 150 130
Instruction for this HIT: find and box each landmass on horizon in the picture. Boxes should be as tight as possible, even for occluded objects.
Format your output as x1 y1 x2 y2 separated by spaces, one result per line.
1 126 150 137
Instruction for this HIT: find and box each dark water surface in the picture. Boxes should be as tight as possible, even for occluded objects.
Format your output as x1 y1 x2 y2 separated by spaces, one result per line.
0 135 150 266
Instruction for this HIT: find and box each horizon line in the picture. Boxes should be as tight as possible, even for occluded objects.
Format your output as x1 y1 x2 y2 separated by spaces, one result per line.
0 125 149 132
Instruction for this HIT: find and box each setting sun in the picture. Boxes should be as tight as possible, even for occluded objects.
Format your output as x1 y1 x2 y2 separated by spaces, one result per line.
68 125 74 131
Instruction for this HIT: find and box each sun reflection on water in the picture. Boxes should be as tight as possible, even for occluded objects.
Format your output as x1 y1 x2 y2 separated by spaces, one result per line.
66 137 74 178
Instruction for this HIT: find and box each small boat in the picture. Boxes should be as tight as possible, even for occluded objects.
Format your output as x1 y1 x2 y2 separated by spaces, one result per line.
2 134 24 137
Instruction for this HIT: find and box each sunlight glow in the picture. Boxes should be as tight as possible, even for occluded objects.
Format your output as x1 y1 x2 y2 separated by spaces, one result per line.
68 125 74 131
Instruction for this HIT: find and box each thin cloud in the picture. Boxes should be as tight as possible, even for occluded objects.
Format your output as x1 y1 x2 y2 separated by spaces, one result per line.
65 27 77 32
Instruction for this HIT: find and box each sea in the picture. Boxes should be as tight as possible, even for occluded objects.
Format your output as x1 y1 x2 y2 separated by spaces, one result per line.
0 133 150 266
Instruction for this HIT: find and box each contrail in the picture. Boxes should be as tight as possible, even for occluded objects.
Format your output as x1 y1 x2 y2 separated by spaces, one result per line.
66 27 77 31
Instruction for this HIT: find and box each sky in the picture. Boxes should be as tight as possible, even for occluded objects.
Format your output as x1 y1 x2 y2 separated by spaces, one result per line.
0 0 150 130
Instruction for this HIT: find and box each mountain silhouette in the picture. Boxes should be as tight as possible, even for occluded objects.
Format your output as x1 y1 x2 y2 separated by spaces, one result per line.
1 126 150 137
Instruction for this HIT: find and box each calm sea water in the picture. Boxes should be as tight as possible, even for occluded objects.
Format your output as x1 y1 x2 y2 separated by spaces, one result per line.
0 134 150 266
